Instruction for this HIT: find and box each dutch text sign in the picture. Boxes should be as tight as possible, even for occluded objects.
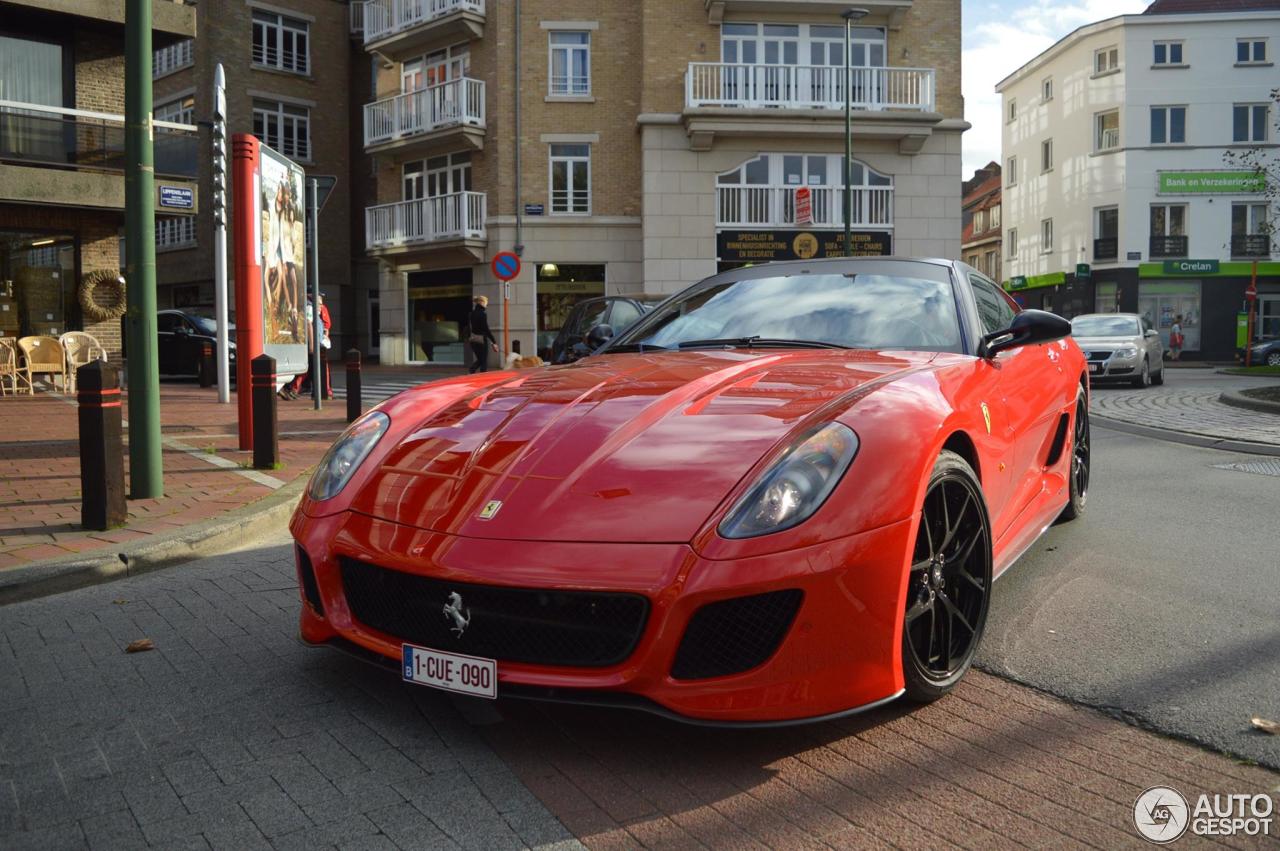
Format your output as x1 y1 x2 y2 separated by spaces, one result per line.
716 229 891 263
1158 171 1265 195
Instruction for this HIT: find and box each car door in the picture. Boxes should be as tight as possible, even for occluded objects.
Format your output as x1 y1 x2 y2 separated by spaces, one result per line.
1141 315 1162 365
157 312 178 374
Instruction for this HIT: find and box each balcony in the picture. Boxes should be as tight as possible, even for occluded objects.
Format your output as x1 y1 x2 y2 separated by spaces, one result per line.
366 191 487 259
361 0 485 62
717 184 892 229
363 78 485 155
153 40 193 78
1093 237 1118 261
683 63 939 153
1232 234 1271 258
1149 235 1188 258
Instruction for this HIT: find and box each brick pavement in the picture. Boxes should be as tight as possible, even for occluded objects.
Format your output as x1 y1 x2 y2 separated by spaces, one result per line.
1090 371 1280 446
3 534 1277 850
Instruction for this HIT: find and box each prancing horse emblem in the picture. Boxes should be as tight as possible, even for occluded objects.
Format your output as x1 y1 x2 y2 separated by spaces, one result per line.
980 402 991 435
443 592 470 638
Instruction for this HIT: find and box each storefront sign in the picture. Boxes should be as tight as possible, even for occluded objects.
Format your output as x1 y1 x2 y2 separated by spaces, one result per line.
1004 272 1064 291
1162 259 1219 275
1157 171 1266 195
158 185 194 210
409 284 471 300
1008 276 1028 290
1076 263 1091 280
1140 261 1280 278
716 229 891 263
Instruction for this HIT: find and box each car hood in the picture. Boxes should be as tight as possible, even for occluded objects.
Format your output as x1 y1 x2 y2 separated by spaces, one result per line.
349 349 936 543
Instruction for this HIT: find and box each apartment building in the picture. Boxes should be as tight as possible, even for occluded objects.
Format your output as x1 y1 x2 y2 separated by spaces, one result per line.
0 0 197 361
961 161 1001 280
354 0 966 365
997 0 1280 359
152 0 372 354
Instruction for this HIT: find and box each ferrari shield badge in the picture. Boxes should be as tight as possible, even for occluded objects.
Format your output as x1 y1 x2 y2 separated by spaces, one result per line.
980 403 991 435
478 500 502 520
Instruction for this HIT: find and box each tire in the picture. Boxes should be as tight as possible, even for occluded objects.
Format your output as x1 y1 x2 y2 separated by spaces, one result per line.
1059 386 1090 522
1151 361 1165 386
1131 357 1150 388
901 450 992 703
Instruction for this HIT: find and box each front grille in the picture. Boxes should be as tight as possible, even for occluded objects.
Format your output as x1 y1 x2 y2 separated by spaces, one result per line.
1084 350 1113 361
296 545 324 615
338 557 649 668
671 590 803 680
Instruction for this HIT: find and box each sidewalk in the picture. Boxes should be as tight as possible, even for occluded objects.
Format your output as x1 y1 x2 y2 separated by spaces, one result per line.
0 365 464 576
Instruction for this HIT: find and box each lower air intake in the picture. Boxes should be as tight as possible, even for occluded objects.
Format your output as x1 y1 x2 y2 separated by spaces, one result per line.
671 589 803 680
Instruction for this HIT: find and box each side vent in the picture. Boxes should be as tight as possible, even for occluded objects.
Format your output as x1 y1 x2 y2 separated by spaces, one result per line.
295 545 324 615
1044 412 1070 468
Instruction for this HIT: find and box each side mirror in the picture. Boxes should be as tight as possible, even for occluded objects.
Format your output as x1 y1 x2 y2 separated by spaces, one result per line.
1145 329 1158 338
586 323 615 350
174 325 190 336
979 309 1071 358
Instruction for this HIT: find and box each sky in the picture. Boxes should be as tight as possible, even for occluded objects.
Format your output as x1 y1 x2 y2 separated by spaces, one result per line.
961 0 1152 178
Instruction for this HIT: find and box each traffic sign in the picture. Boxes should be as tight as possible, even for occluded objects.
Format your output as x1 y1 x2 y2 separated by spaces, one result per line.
491 251 521 282
795 187 812 225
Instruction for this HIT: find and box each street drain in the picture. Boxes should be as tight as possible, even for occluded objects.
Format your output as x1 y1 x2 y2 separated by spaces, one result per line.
1211 458 1280 477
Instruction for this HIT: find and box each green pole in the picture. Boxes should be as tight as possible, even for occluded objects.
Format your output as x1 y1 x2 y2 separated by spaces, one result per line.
125 0 163 498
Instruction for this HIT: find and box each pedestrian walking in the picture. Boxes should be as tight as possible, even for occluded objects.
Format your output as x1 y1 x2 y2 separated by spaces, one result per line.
1170 314 1184 361
286 294 333 398
467 295 498 373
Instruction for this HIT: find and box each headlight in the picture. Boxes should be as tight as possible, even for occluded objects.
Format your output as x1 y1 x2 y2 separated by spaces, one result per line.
719 423 858 539
1115 346 1139 359
308 411 390 501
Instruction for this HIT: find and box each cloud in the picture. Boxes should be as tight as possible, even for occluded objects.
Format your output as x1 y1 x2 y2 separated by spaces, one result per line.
962 0 1150 177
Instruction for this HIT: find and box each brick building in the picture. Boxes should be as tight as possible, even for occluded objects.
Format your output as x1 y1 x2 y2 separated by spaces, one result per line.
0 0 198 362
961 161 1001 281
354 0 967 365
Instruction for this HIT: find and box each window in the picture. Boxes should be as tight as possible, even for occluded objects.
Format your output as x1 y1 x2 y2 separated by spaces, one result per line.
1094 46 1119 74
971 274 1017 334
1041 139 1053 172
252 99 310 160
715 154 893 227
153 40 193 77
990 204 1000 230
252 11 309 75
984 250 999 281
1150 204 1187 236
550 143 590 214
1153 40 1183 65
1237 38 1268 64
1094 208 1119 258
1096 110 1120 151
403 152 472 200
973 209 986 233
1006 156 1017 186
154 95 194 125
1150 106 1186 144
155 216 196 249
1233 104 1269 142
1008 228 1018 258
1042 77 1053 101
1233 203 1269 235
1041 218 1053 253
549 31 590 95
1007 98 1016 122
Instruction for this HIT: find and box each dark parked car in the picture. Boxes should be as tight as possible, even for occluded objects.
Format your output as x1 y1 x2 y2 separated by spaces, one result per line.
548 294 666 363
1243 337 1280 366
158 310 235 380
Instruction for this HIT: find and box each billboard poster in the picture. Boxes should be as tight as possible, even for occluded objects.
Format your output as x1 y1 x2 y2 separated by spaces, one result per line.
258 144 308 377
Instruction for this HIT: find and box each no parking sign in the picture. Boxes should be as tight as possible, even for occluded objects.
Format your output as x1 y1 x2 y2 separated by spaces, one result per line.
491 251 521 282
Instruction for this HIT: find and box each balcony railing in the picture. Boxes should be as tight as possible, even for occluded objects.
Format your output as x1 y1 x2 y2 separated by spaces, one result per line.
717 184 893 229
0 100 197 177
156 216 197 250
366 191 486 250
363 78 485 147
1232 234 1271 258
687 63 935 112
153 40 193 78
363 0 485 45
1149 235 1188 258
1093 237 1118 260
350 1 365 37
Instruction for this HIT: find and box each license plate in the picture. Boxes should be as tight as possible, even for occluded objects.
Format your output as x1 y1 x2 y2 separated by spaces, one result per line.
402 644 497 699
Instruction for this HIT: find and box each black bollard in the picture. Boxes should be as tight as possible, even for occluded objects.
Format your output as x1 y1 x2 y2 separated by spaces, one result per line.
77 361 126 530
251 354 278 470
198 340 215 387
345 348 361 423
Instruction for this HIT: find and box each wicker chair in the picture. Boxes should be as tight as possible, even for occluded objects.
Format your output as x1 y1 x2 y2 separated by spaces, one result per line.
17 335 67 393
59 332 106 394
0 337 31 395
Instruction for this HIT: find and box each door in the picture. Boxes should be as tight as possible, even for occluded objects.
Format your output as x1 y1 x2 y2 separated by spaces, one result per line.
848 27 887 107
1140 315 1162 365
759 24 800 105
807 25 844 107
157 312 179 373
720 23 758 104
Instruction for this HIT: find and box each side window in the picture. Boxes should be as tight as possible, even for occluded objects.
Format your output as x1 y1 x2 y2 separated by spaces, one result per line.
607 300 642 330
158 314 178 333
574 301 608 337
970 274 1016 335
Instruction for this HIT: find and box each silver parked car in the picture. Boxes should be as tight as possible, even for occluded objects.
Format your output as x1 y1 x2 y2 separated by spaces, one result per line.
1071 313 1165 388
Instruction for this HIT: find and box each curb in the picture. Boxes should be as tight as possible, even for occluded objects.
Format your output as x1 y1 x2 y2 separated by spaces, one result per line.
1218 389 1280 415
1093 415 1280 457
0 476 307 606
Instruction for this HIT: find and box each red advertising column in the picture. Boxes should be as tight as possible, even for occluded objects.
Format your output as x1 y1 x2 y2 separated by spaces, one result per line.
232 133 263 450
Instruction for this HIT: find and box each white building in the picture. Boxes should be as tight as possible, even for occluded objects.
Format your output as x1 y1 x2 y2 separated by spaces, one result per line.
996 0 1279 359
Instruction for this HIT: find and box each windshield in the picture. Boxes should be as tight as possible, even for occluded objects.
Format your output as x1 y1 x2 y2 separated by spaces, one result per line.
609 271 962 352
1072 315 1139 337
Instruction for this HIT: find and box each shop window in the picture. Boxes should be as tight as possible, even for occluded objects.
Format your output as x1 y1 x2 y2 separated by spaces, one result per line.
1138 281 1200 351
407 267 472 364
536 263 605 359
0 232 78 339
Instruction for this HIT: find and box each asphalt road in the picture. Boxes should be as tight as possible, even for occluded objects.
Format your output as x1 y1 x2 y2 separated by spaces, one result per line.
978 419 1280 770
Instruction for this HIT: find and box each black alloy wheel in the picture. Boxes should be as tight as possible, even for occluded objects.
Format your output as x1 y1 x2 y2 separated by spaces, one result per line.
1060 388 1089 521
902 450 992 702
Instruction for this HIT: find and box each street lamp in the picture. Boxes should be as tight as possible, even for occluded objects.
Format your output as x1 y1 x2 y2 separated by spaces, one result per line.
843 7 869 257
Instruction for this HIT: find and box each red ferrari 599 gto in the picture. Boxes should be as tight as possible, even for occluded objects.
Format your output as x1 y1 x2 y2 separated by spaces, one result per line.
290 257 1089 725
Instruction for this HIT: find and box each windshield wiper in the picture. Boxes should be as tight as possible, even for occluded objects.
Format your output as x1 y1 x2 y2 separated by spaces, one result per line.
676 336 849 350
602 341 671 353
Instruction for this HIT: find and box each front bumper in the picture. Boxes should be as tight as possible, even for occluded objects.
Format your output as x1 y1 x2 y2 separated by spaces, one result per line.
1086 358 1137 380
290 510 915 724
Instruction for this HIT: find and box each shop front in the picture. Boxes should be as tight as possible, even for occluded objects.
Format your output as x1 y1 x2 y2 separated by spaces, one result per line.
1004 271 1093 319
0 230 78 341
407 267 471 364
1138 261 1280 360
535 263 604 359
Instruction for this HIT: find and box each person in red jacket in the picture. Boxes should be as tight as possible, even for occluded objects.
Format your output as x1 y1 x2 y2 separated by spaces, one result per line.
286 293 333 398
